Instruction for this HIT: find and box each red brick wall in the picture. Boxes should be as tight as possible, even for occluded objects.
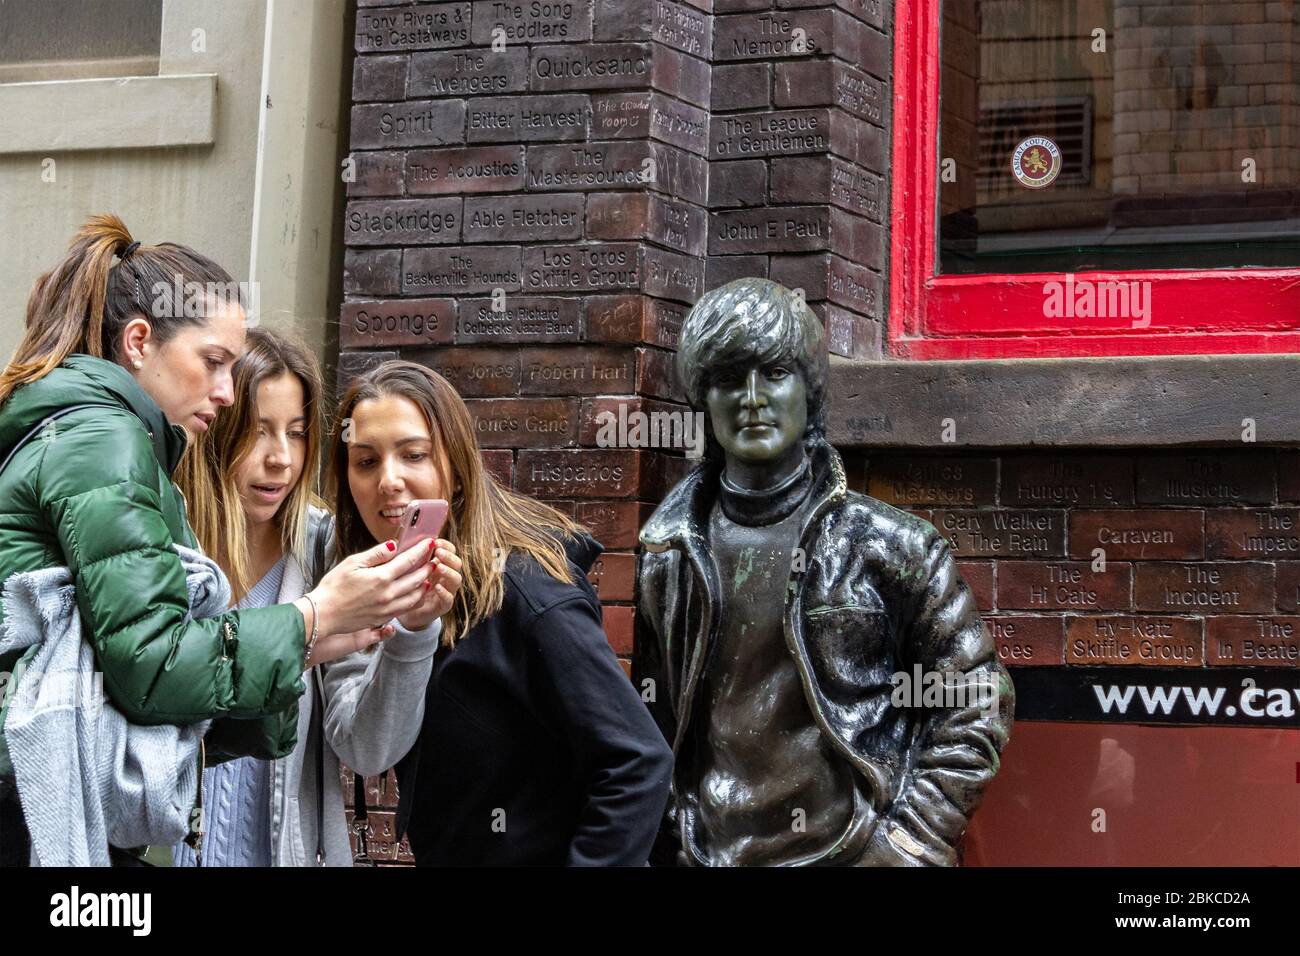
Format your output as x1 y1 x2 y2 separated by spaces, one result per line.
853 449 1300 669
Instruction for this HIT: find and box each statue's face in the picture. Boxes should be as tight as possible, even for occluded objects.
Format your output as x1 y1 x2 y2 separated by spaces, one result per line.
705 361 808 464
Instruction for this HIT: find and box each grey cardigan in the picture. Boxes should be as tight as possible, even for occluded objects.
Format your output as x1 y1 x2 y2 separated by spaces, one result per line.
268 506 439 867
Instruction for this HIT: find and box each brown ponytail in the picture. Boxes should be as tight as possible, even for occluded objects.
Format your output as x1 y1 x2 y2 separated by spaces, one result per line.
0 213 239 407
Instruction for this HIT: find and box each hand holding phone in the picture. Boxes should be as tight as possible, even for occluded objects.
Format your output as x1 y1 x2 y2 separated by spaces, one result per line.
395 499 450 554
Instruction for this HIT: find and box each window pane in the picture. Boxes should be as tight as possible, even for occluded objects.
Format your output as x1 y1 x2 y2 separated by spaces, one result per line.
939 0 1300 274
0 0 163 81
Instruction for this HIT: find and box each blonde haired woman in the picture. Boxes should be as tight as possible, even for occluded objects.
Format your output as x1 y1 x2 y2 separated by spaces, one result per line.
172 328 461 866
330 360 671 865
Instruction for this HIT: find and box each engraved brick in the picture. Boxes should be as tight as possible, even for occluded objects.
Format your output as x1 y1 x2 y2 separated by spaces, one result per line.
998 561 1132 611
403 245 522 294
347 151 406 197
522 243 640 293
1278 563 1300 613
463 193 583 242
642 246 704 303
353 55 409 102
355 4 471 53
1065 616 1204 667
603 604 635 653
587 193 707 256
406 145 526 194
987 615 1065 666
588 551 636 601
823 303 880 359
345 198 461 246
930 510 1066 558
520 345 636 396
712 63 770 111
1002 455 1135 508
471 0 594 44
1137 453 1275 506
1070 510 1204 560
526 142 707 206
648 0 713 56
406 346 522 397
578 500 654 549
1206 617 1300 666
351 99 466 149
456 295 581 343
651 44 711 108
826 254 880 316
338 349 398 389
466 94 592 143
956 560 994 611
713 9 833 62
481 448 514 487
344 249 402 296
867 456 996 507
590 92 653 140
578 396 695 448
591 92 711 155
1205 509 1300 559
530 43 652 91
584 295 683 349
408 48 528 97
708 160 767 209
770 155 882 221
638 347 686 402
711 108 830 160
518 449 642 498
341 298 455 348
709 206 829 255
1136 561 1274 613
586 191 648 239
774 60 884 125
465 397 580 448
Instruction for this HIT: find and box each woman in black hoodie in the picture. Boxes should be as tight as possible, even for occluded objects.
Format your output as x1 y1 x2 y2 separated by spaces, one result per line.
328 360 673 866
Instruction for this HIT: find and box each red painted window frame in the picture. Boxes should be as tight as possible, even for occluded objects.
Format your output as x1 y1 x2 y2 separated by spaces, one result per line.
889 0 1300 360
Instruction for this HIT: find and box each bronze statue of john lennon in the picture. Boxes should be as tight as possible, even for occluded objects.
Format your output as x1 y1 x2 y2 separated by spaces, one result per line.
635 278 1013 866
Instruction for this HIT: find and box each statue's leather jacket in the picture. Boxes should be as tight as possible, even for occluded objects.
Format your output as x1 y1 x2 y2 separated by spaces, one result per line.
635 439 1014 865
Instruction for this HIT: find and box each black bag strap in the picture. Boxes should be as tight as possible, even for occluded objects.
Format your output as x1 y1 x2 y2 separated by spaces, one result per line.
0 404 109 479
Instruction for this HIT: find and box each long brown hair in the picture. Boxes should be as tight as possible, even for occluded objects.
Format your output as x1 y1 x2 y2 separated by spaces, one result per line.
0 213 238 406
330 361 582 646
176 327 325 601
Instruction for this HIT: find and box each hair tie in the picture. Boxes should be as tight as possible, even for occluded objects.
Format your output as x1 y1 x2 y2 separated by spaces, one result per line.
120 241 141 262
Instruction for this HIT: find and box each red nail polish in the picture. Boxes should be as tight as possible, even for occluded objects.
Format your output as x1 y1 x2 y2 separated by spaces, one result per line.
386 540 396 551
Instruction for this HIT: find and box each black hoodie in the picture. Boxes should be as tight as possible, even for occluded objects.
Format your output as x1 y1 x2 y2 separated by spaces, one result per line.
394 532 673 866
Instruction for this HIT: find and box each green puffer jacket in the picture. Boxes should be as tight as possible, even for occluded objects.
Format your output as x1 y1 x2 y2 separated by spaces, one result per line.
0 354 306 779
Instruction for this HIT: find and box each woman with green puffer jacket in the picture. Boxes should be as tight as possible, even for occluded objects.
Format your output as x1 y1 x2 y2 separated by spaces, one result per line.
0 214 437 867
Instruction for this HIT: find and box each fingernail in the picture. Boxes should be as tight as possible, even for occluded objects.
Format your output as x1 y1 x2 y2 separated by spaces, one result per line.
386 540 396 551
428 539 436 550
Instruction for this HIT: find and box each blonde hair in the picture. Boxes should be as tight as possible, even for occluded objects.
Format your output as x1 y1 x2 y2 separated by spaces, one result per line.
330 360 583 646
176 327 325 601
0 213 237 407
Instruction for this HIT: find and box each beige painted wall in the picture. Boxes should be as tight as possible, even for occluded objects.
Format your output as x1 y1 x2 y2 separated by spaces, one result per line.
0 0 350 370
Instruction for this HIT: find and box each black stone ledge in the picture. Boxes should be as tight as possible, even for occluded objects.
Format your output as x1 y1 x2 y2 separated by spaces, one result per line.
827 354 1300 449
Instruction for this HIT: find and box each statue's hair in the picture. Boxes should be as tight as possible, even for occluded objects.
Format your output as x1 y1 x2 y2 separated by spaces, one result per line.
675 277 828 442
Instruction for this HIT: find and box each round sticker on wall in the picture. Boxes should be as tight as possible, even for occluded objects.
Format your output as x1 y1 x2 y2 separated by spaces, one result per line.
1011 136 1063 189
